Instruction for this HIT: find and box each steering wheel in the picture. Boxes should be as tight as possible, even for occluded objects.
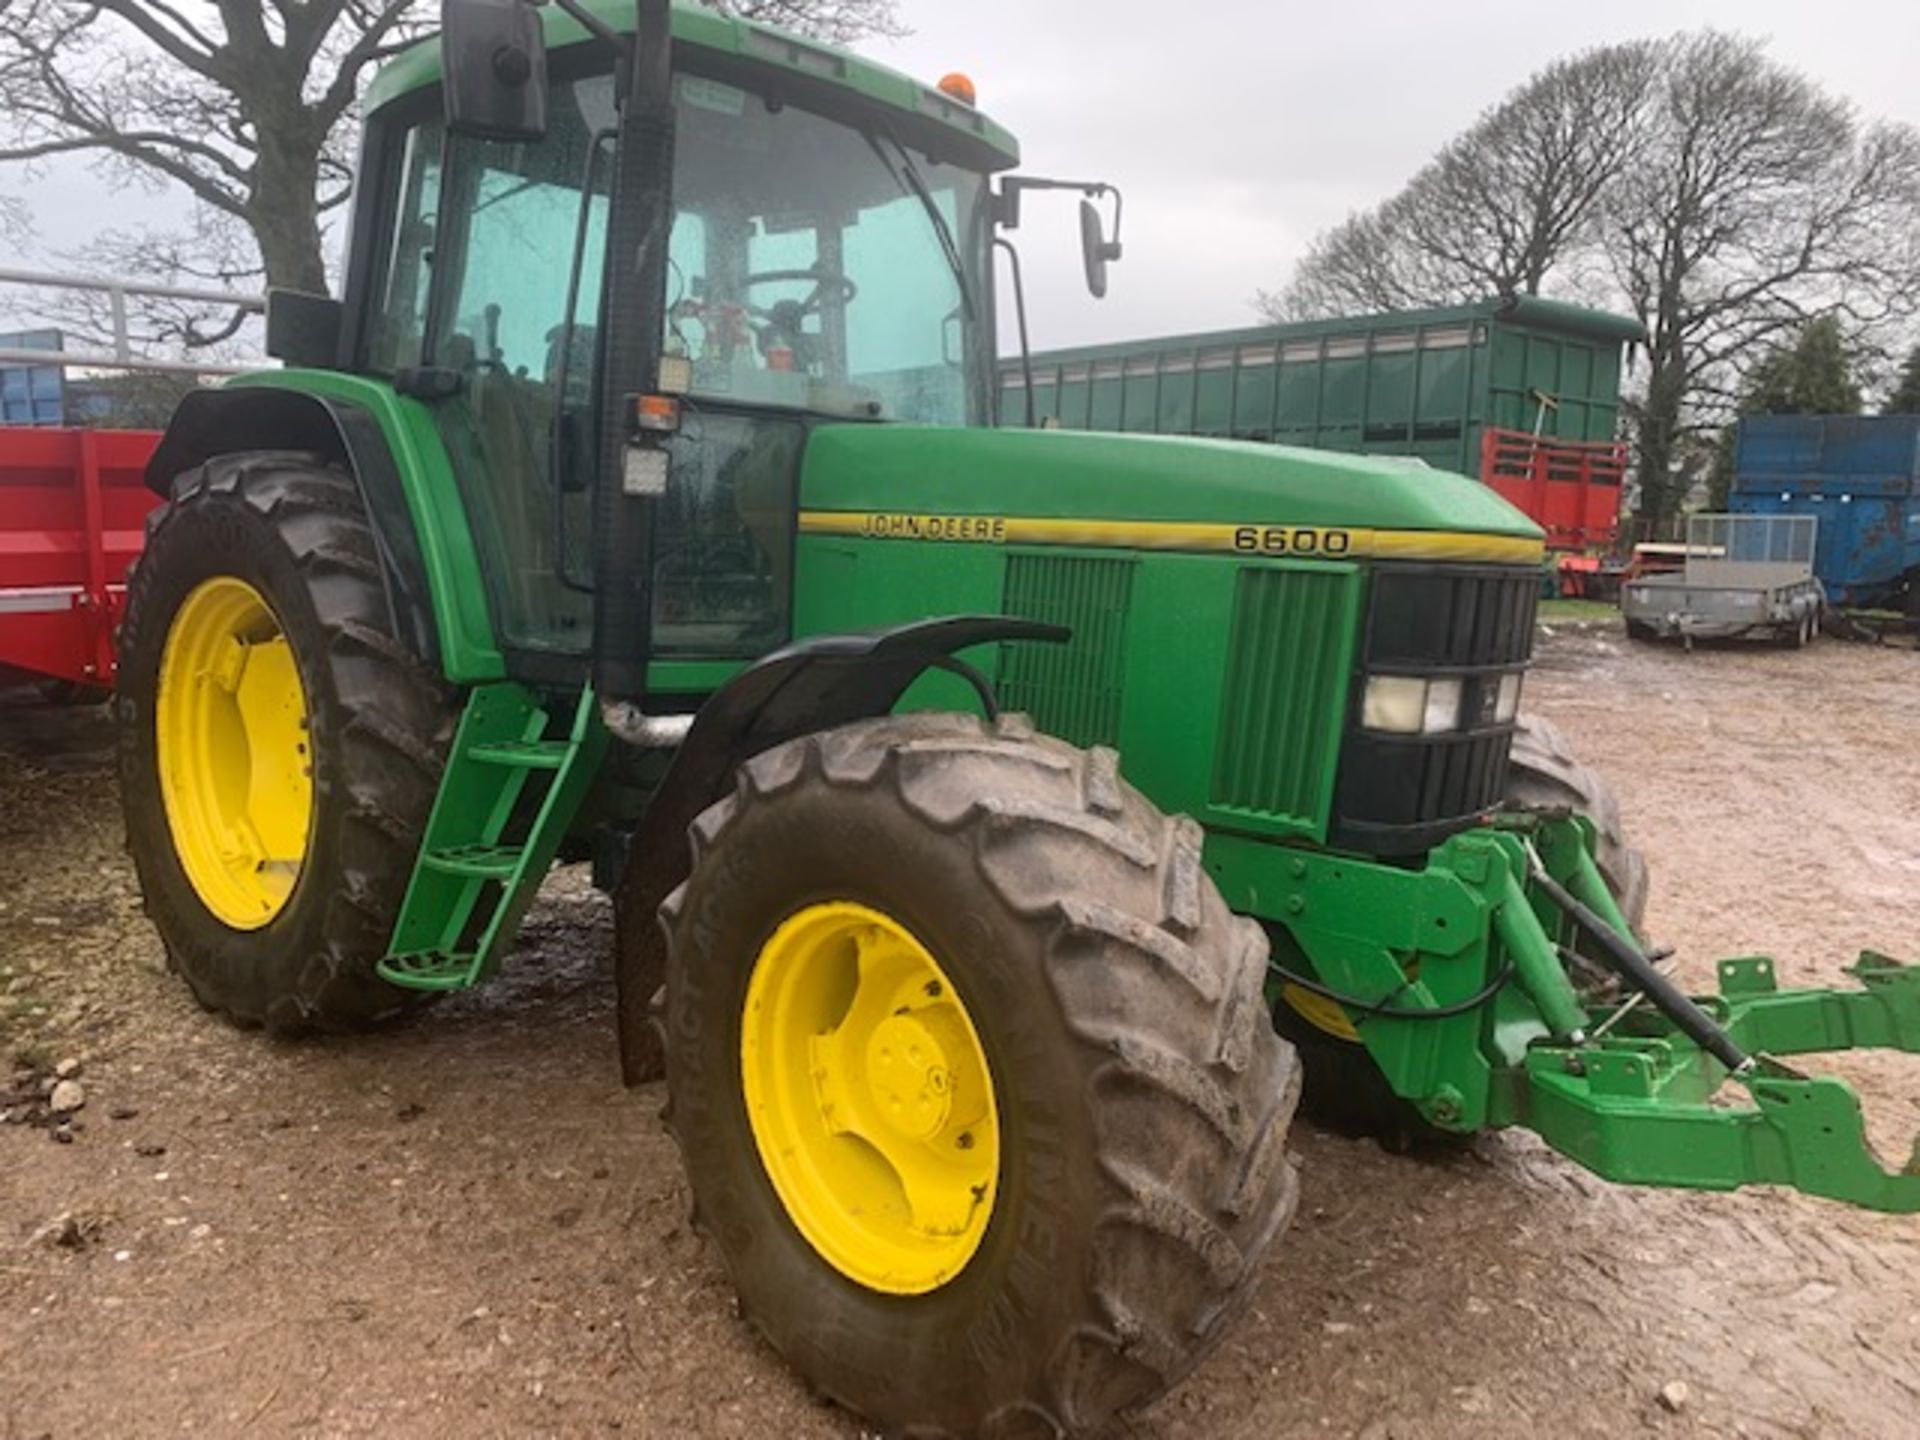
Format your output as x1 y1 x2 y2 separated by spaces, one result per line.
741 266 859 321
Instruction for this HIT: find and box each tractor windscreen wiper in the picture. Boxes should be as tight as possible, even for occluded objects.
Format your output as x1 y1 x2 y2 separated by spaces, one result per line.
866 132 977 329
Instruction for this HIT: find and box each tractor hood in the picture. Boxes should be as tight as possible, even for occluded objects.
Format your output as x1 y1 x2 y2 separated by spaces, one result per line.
798 425 1545 565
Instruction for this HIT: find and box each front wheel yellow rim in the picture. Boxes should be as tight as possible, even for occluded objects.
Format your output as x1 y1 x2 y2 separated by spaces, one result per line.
741 902 1000 1296
1281 982 1363 1042
155 577 314 930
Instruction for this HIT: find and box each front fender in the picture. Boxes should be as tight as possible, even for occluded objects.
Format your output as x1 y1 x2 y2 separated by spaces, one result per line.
612 615 1068 1083
145 385 443 669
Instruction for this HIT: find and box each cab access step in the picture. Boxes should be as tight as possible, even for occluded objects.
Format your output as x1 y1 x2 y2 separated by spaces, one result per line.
377 683 609 992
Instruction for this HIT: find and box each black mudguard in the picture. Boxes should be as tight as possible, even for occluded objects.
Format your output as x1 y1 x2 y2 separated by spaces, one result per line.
144 387 439 666
614 615 1068 1084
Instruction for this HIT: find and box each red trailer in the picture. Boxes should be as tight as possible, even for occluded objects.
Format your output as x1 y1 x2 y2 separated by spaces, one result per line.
1480 427 1627 553
0 426 163 691
1 268 260 694
1480 427 1630 598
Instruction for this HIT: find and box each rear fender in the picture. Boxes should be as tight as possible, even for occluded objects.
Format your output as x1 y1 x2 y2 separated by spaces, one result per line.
145 387 439 667
613 615 1068 1083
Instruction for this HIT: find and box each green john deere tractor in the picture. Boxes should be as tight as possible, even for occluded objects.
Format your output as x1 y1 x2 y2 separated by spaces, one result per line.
116 2 1920 1434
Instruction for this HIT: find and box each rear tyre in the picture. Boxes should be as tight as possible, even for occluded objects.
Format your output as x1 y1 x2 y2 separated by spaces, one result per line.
660 713 1301 1437
1277 713 1650 1144
117 451 455 1033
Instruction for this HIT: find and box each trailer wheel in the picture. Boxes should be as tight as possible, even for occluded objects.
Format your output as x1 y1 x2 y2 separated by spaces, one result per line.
1277 713 1650 1146
660 712 1300 1437
117 451 455 1033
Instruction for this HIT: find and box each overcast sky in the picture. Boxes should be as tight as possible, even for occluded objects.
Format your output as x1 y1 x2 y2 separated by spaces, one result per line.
4 0 1917 353
876 0 1920 349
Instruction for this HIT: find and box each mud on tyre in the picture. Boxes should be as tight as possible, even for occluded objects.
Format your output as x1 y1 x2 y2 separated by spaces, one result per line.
117 451 454 1033
660 712 1301 1437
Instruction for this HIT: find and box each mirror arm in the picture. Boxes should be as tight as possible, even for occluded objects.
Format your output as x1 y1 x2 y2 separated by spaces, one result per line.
993 236 1037 429
549 0 631 59
996 176 1125 250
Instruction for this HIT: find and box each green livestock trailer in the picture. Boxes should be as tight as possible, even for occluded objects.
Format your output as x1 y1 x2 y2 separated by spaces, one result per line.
1001 296 1643 555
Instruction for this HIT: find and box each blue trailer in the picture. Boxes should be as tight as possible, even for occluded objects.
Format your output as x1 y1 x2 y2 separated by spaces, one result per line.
1729 415 1920 609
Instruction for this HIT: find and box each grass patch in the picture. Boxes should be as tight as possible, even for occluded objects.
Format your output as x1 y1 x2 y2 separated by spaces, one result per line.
1538 598 1619 624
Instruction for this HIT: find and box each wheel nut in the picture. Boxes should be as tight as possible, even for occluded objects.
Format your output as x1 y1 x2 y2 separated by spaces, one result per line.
956 1132 974 1150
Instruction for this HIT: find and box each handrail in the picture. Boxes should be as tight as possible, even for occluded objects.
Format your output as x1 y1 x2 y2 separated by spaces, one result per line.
0 266 266 378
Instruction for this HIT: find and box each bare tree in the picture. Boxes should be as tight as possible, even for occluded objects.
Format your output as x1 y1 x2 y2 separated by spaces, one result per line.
1260 208 1444 321
0 0 902 311
1607 33 1920 526
0 1 438 295
1263 41 1656 321
717 0 904 43
0 191 28 246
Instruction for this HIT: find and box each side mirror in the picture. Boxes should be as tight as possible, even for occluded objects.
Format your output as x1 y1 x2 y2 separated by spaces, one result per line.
264 289 343 367
1079 198 1122 299
443 0 549 141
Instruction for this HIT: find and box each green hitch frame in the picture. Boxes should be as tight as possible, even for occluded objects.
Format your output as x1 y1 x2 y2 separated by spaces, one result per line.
1240 815 1920 1214
1524 952 1920 1213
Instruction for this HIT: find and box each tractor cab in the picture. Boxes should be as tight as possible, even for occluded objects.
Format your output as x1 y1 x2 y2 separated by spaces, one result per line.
338 1 1014 668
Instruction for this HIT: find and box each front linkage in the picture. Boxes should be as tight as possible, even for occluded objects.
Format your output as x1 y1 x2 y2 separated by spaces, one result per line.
1224 814 1920 1213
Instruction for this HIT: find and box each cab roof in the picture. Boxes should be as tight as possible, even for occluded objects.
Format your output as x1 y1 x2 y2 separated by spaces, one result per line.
363 0 1021 171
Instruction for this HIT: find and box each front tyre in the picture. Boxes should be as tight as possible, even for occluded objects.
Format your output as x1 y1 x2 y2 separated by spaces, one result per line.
661 713 1301 1437
117 452 454 1033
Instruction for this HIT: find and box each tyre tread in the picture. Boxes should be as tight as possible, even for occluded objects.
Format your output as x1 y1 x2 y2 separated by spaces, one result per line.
117 450 454 1035
662 711 1301 1436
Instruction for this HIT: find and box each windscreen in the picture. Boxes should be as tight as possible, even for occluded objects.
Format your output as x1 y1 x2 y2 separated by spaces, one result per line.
664 74 992 425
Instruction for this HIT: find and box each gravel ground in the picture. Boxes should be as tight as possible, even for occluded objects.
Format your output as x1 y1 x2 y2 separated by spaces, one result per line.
2 627 1917 1439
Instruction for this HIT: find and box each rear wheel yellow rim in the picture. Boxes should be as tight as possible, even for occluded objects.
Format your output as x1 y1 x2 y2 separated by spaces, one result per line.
156 577 314 930
741 902 1000 1296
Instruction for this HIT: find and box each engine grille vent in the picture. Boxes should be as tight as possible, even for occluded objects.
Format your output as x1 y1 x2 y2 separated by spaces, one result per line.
997 554 1136 748
1210 566 1359 831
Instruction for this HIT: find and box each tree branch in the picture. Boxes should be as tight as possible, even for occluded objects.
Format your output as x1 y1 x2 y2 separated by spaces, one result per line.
91 0 222 77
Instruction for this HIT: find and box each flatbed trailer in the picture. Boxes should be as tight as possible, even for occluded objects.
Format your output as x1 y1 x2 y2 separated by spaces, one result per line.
1621 514 1824 645
1621 572 1825 643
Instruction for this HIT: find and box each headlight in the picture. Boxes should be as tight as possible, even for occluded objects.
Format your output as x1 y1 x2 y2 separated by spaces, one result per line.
1495 671 1524 724
1361 674 1520 735
1362 675 1464 736
1361 675 1428 734
1422 677 1464 734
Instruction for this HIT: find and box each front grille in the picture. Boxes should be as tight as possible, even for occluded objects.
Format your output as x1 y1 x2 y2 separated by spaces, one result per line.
1366 566 1537 667
1332 564 1538 855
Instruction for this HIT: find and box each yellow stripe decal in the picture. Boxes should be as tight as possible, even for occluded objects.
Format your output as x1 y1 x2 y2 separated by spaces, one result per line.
798 511 1545 566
